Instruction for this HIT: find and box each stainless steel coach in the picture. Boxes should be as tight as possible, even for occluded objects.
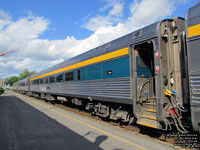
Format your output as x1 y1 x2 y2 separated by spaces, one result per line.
14 17 188 132
13 2 200 133
186 2 200 132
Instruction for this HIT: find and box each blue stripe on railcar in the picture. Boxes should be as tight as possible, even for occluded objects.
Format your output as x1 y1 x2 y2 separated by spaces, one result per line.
76 56 130 81
86 64 102 80
80 67 87 81
82 56 130 81
102 56 130 79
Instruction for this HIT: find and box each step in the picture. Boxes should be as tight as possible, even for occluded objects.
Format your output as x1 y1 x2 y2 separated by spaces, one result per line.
141 115 157 120
137 117 158 128
142 110 157 119
143 103 157 110
143 108 156 113
145 99 156 104
148 97 156 100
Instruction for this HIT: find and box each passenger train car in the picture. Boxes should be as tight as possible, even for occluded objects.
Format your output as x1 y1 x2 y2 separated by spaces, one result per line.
186 2 200 133
13 2 200 133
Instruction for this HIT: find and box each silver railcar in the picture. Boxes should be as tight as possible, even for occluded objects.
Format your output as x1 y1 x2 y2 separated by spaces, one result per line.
186 2 200 132
14 2 200 133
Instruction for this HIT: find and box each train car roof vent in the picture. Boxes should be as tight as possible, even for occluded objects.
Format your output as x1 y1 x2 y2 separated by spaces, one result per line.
104 42 112 50
133 29 142 39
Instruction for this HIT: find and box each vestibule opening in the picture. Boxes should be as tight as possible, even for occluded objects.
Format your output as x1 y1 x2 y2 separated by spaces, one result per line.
134 41 155 98
135 42 155 78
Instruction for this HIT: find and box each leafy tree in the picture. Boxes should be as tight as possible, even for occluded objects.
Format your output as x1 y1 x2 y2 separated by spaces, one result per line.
4 76 19 86
4 69 36 86
19 69 36 80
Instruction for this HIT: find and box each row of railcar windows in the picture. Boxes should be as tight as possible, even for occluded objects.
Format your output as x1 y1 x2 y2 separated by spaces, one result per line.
18 82 27 86
32 70 80 85
31 56 130 85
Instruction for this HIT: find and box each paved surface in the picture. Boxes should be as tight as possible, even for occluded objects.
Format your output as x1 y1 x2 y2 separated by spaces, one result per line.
0 91 184 150
0 93 102 150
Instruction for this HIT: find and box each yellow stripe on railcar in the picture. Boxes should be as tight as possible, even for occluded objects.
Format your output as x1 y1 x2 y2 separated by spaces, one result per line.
30 47 129 81
188 24 200 38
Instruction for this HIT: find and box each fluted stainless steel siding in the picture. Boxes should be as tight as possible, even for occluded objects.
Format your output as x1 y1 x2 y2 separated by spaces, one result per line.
17 86 29 92
30 77 131 102
186 2 200 132
190 72 200 106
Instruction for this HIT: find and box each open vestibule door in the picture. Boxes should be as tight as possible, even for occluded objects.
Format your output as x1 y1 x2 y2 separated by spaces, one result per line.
132 41 158 128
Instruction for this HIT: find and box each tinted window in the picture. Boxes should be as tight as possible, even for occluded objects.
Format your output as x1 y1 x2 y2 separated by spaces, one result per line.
50 76 55 83
56 74 63 82
77 70 81 80
65 72 74 81
40 79 44 84
45 77 48 83
138 50 150 68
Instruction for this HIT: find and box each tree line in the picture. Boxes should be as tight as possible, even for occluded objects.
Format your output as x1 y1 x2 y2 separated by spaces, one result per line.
4 69 36 86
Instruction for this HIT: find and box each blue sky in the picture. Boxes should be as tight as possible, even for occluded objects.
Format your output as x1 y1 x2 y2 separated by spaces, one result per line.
1 0 196 40
0 0 198 78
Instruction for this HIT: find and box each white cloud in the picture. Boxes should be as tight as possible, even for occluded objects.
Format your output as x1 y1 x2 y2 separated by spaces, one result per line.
7 58 31 69
0 11 11 30
109 3 123 17
6 17 49 40
50 58 64 66
128 0 174 25
83 0 124 31
0 0 183 78
0 13 50 56
82 15 113 32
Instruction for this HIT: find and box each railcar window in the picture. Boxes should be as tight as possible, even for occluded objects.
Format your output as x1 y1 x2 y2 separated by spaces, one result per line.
45 77 48 83
50 76 55 83
65 72 74 81
135 42 154 77
36 80 39 84
138 50 149 68
40 79 44 84
56 74 63 82
34 80 37 84
77 70 81 80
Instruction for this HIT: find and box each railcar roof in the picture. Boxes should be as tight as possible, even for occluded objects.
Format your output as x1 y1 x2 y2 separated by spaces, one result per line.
17 77 29 84
186 2 200 27
31 20 162 78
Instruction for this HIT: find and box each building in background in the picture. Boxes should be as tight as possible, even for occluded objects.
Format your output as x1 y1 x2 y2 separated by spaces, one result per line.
0 79 3 87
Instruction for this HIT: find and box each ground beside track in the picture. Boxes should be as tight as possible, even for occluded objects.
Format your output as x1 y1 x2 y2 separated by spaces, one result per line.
0 90 191 150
